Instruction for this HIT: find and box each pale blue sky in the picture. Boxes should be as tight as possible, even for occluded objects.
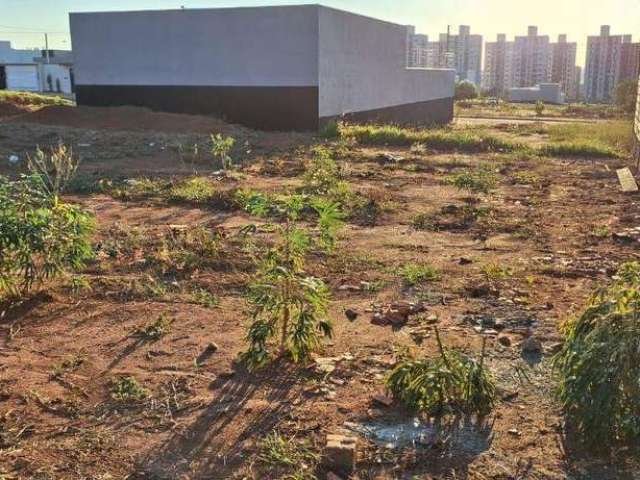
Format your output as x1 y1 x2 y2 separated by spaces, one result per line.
1 0 638 66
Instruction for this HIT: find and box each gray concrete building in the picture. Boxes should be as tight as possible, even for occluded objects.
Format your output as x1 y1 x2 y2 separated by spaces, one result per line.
482 34 515 96
585 26 626 103
551 35 578 101
70 5 455 131
509 83 564 104
513 26 553 88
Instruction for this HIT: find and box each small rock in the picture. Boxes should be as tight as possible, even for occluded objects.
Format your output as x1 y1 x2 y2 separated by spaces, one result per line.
497 334 512 347
507 428 522 437
345 309 359 322
376 152 405 164
459 257 473 265
522 336 543 354
205 342 219 353
8 154 20 164
338 284 361 292
326 472 344 480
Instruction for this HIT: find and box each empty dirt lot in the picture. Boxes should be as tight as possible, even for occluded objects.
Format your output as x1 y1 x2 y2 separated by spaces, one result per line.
0 103 639 480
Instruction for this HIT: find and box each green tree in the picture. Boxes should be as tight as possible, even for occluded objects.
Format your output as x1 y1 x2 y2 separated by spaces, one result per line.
455 81 478 101
614 79 638 113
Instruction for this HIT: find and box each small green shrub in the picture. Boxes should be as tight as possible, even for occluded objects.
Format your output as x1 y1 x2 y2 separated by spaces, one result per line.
110 377 149 403
482 262 513 282
170 177 217 204
210 134 235 170
447 167 498 193
539 142 620 159
27 143 79 196
535 100 545 117
133 313 173 341
318 120 341 139
398 263 440 285
190 287 219 308
0 175 95 297
387 329 496 416
554 262 640 447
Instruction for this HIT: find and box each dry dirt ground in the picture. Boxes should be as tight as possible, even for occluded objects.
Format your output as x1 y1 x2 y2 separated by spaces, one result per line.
0 106 639 480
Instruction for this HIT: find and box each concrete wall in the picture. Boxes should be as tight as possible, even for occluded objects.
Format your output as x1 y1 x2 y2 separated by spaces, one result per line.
509 83 564 104
41 64 73 94
318 7 454 121
5 65 40 91
70 6 318 87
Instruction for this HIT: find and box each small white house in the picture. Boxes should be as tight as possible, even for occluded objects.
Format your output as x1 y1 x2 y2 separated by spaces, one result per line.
508 83 565 104
0 41 73 94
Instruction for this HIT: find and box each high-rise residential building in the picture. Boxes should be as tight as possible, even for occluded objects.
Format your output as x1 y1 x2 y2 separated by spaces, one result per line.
482 34 515 95
407 30 430 68
512 26 553 88
620 35 640 82
439 25 483 86
585 26 626 102
551 34 578 100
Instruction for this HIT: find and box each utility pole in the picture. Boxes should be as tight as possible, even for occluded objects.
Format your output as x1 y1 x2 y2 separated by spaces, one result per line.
44 33 50 63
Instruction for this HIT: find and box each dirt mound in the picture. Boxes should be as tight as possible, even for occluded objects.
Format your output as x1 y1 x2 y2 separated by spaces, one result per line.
12 105 246 135
0 101 29 118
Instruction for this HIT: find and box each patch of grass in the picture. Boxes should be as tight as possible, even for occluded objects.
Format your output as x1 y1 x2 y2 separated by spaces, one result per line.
169 177 217 204
547 121 633 154
110 376 149 403
52 355 85 378
482 262 513 282
539 142 620 159
133 313 173 341
341 124 523 153
108 178 170 201
512 171 541 186
447 167 498 193
190 287 220 308
398 263 440 285
258 431 318 478
318 120 340 139
0 90 72 107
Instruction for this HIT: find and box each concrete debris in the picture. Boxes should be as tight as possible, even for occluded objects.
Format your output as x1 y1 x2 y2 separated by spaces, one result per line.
613 227 640 244
324 434 358 475
371 301 427 327
497 334 512 347
8 155 19 164
617 168 639 193
372 393 394 407
376 152 405 164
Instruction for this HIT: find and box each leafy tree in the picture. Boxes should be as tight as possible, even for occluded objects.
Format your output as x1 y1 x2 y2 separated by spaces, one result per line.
0 175 95 297
554 262 640 447
455 81 478 101
210 134 235 170
614 79 638 113
240 200 333 370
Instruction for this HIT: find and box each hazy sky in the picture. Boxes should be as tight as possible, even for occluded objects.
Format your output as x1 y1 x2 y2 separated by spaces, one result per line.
1 0 638 66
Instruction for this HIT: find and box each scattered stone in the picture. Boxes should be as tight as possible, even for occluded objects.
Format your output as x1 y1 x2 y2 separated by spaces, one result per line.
459 257 473 265
467 283 499 298
617 167 639 193
338 284 361 292
372 393 394 407
344 309 359 322
507 429 522 437
501 389 519 401
324 434 358 475
314 357 339 375
205 342 219 353
8 154 19 164
522 336 543 354
497 334 512 347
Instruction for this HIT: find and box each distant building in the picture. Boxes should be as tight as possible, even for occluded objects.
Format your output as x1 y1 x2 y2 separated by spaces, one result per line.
551 34 578 101
0 41 73 94
509 83 564 104
439 25 483 86
513 26 552 88
620 36 640 82
482 34 515 96
585 26 626 102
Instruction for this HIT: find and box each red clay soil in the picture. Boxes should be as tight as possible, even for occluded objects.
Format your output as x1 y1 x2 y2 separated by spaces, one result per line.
0 101 29 118
9 105 246 135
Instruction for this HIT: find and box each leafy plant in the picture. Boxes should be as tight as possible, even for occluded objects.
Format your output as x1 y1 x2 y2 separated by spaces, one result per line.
303 147 344 195
210 134 235 170
311 198 344 252
386 328 496 416
190 287 219 309
535 100 545 117
170 177 217 204
240 204 333 371
0 175 95 297
110 376 149 403
27 143 80 196
447 167 498 193
398 263 440 286
554 262 640 447
482 262 513 282
133 313 173 341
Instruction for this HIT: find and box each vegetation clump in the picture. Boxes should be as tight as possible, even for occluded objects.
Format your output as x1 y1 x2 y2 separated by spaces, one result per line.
258 431 318 479
110 376 149 403
169 177 217 204
240 202 334 371
398 263 440 286
387 329 496 416
554 262 640 447
447 166 498 193
0 174 94 297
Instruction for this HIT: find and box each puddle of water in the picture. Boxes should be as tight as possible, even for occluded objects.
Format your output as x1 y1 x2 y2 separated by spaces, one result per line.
345 417 492 454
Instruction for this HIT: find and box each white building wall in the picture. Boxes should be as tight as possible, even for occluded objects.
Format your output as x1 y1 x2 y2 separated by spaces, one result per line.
5 65 40 91
318 7 454 118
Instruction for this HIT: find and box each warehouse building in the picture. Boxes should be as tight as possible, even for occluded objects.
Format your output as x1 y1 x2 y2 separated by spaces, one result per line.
69 5 455 131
